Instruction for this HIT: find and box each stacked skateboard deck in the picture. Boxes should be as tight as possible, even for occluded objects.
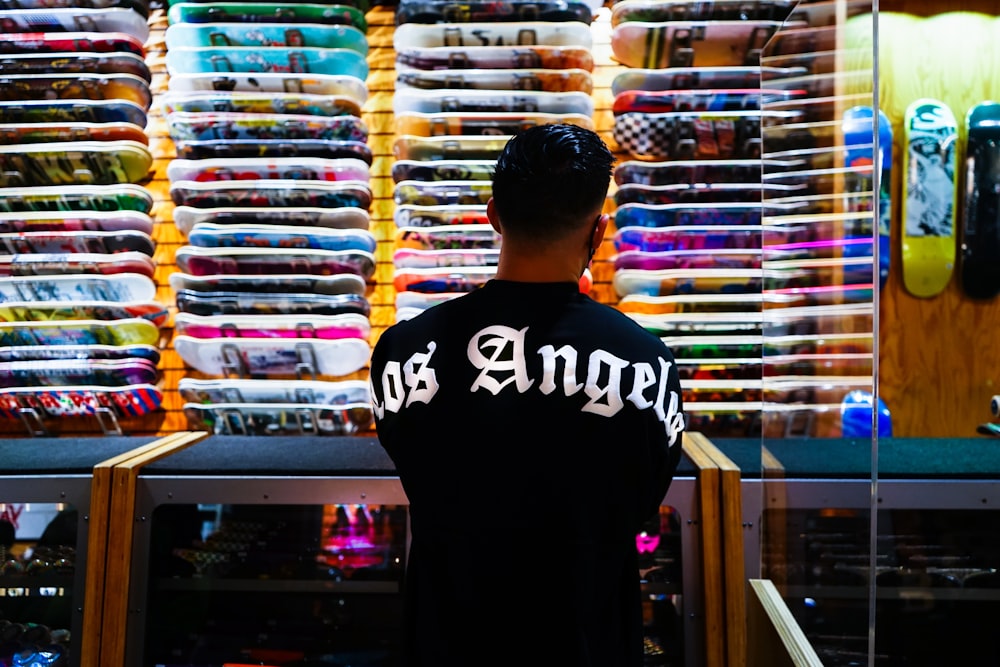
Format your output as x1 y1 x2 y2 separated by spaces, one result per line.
0 1 169 435
162 0 376 435
754 0 884 438
608 0 878 438
390 1 599 319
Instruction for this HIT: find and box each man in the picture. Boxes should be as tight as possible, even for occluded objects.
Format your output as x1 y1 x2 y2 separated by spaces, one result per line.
370 124 685 667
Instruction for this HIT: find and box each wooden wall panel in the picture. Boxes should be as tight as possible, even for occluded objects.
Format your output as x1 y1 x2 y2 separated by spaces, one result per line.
870 8 1000 436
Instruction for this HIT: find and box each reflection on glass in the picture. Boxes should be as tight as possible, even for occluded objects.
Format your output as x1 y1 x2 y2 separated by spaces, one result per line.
145 503 407 666
761 3 876 439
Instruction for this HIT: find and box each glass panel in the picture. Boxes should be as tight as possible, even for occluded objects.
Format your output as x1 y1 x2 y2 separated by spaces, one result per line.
769 506 1000 665
758 0 879 661
142 503 407 666
0 502 78 667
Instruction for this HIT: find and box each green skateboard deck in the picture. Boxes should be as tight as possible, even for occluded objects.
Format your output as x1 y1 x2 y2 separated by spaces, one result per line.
167 2 367 30
165 22 367 54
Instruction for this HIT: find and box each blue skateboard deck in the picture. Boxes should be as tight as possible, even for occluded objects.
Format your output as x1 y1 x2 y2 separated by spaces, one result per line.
165 46 369 80
843 105 892 289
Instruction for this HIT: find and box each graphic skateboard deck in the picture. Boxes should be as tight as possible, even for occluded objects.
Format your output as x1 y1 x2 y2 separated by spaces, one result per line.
174 312 370 340
613 224 762 252
165 111 367 143
632 309 763 337
394 204 488 227
394 110 593 136
0 342 159 364
614 182 800 207
395 223 500 250
613 268 761 298
392 159 495 182
174 335 371 377
396 67 592 92
393 88 593 115
0 272 155 303
167 2 367 30
0 358 158 388
0 121 149 145
0 73 152 109
393 266 494 293
393 134 508 160
169 272 366 296
762 23 836 57
0 383 162 419
618 292 767 315
0 183 153 213
393 247 500 269
610 66 804 96
0 98 147 125
612 88 802 114
175 245 376 279
614 201 761 228
3 0 148 14
0 140 153 186
0 7 150 41
182 400 373 435
396 0 592 25
167 72 368 103
166 156 369 183
187 223 376 253
395 44 593 71
178 377 369 405
610 0 795 24
0 251 155 278
614 158 763 186
959 101 1000 300
0 317 159 346
0 50 151 81
396 290 462 310
169 179 371 209
0 229 154 255
613 109 798 160
393 20 592 49
165 23 367 53
173 138 372 162
394 180 492 206
172 205 370 235
175 289 370 317
613 248 760 271
901 99 958 298
842 105 892 289
0 31 145 56
165 46 369 80
159 90 361 117
610 20 793 69
0 210 153 235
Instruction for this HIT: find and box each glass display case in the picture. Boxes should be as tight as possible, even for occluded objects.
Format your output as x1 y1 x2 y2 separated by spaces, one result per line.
0 436 157 667
716 437 1000 666
109 436 708 667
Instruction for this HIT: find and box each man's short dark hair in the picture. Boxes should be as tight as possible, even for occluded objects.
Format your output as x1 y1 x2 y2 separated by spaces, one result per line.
491 123 615 242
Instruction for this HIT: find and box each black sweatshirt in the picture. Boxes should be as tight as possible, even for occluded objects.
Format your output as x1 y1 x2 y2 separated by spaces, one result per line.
370 279 685 667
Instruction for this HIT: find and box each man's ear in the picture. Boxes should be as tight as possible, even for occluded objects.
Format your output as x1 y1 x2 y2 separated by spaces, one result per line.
486 197 502 234
592 213 609 252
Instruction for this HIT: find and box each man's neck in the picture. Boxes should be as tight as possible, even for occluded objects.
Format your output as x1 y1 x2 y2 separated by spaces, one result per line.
492 243 588 283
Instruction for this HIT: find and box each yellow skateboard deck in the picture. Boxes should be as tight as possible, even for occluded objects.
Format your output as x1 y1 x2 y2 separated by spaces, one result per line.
900 98 959 298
